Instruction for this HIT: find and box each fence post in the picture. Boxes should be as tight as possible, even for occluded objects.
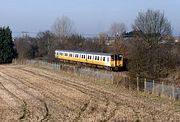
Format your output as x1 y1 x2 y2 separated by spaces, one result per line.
128 77 131 91
161 82 164 96
152 80 155 94
111 73 114 84
144 78 146 92
137 77 139 91
172 84 175 100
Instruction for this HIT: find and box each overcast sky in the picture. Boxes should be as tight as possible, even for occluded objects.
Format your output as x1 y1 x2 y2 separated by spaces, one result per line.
0 0 180 37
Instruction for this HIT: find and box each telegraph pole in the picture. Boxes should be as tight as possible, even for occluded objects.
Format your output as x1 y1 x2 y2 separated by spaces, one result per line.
21 31 28 38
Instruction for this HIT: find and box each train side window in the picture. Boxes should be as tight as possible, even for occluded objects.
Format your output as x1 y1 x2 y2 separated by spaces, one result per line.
65 53 68 56
69 54 72 57
107 57 109 62
75 54 78 58
97 56 99 61
103 57 105 61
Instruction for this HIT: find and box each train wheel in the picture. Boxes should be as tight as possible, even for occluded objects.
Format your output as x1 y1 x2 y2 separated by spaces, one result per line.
112 67 119 71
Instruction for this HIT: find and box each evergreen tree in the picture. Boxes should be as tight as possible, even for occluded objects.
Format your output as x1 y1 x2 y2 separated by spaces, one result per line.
0 27 15 63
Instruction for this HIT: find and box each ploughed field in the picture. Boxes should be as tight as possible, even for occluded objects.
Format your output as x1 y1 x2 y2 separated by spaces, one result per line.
0 64 179 122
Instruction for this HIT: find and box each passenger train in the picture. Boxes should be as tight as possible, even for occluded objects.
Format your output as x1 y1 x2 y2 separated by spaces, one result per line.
55 50 124 71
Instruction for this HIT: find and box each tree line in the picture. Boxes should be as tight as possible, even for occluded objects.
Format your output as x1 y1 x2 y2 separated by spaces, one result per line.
1 9 179 81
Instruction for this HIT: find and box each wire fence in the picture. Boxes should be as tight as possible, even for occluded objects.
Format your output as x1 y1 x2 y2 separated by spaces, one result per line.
12 59 180 100
144 79 180 100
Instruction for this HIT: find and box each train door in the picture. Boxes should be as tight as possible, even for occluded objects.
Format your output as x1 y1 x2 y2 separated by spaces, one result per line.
116 54 123 67
111 55 117 67
115 55 118 67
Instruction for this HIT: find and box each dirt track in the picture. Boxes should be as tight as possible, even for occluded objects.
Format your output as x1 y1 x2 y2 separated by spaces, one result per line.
0 64 180 122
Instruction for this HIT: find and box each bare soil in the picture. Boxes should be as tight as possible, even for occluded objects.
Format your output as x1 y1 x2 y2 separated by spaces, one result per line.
0 64 180 122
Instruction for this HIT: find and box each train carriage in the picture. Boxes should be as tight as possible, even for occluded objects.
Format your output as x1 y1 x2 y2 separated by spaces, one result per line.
55 50 123 71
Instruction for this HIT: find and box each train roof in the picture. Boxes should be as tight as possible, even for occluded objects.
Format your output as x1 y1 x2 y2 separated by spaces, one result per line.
55 50 120 56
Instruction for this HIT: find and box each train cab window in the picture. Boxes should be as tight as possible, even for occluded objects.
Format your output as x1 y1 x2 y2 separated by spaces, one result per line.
118 55 122 60
111 54 122 60
111 55 115 61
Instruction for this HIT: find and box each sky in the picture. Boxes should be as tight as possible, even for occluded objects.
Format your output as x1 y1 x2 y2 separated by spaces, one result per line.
0 0 180 37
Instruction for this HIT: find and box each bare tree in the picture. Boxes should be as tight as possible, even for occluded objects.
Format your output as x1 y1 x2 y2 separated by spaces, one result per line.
132 9 172 48
52 16 73 38
99 32 107 45
109 22 126 38
98 32 108 52
129 9 174 79
14 36 37 59
36 31 54 57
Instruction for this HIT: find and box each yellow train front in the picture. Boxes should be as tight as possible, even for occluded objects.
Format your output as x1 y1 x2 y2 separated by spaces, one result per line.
55 50 123 71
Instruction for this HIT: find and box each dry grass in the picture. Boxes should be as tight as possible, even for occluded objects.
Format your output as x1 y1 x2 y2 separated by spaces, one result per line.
0 64 179 121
